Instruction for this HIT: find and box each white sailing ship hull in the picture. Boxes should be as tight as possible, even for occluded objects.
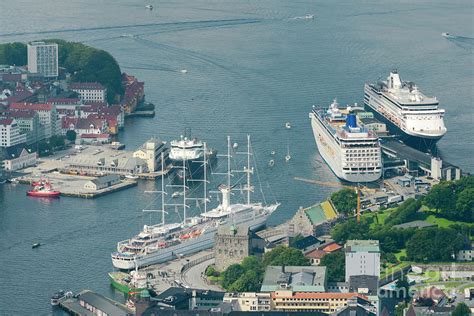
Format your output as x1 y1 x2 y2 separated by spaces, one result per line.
112 211 269 270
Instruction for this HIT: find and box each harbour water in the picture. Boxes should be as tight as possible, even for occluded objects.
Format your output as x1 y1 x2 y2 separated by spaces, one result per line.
0 0 473 314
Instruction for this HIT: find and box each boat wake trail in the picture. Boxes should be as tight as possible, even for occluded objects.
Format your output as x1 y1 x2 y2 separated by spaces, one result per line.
444 34 474 50
122 64 178 73
132 37 240 75
0 18 262 38
286 15 315 21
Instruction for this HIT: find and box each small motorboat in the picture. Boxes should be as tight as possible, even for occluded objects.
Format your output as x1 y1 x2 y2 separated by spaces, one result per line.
125 174 139 180
285 122 292 129
441 32 451 38
271 150 276 155
268 159 275 167
145 4 153 10
233 142 238 149
285 154 291 162
32 242 41 249
180 69 188 74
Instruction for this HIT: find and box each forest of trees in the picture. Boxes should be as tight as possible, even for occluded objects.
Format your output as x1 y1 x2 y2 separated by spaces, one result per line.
0 41 123 103
330 183 474 263
214 245 310 292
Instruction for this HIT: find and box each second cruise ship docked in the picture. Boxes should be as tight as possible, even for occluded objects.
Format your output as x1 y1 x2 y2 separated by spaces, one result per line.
364 70 447 148
310 99 382 183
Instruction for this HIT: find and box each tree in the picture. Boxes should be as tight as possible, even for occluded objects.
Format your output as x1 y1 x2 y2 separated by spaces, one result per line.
0 42 27 65
455 188 474 222
395 302 407 316
331 188 357 215
262 246 310 267
66 130 77 142
50 135 66 149
396 274 410 302
228 270 261 292
241 256 263 276
423 183 455 214
221 264 244 289
384 198 421 226
406 227 467 262
453 302 471 316
319 251 345 282
331 218 370 243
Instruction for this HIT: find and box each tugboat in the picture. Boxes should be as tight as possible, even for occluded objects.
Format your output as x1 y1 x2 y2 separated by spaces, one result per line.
27 181 60 198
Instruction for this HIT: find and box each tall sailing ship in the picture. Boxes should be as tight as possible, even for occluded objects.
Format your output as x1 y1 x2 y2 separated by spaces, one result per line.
310 99 382 183
111 135 279 270
364 70 447 148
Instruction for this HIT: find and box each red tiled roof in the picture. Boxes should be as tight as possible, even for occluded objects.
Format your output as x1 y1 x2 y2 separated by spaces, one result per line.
305 249 327 259
322 243 342 253
10 102 52 111
69 82 105 90
5 91 34 103
0 118 14 125
7 109 36 119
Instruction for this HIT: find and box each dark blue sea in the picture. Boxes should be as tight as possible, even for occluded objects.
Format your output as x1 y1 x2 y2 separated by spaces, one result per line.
0 0 473 314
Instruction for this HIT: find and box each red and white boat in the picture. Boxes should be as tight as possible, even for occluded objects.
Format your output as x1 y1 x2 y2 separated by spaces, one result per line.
27 181 60 198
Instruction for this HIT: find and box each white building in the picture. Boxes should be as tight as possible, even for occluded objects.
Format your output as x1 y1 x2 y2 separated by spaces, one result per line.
10 103 60 138
1 147 37 171
223 292 271 312
70 82 107 103
84 174 121 190
27 42 59 77
0 119 27 147
133 137 167 172
345 240 380 282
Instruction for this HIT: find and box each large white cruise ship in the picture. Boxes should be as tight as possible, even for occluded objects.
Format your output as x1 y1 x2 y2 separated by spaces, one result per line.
111 136 279 270
309 99 382 183
364 70 447 147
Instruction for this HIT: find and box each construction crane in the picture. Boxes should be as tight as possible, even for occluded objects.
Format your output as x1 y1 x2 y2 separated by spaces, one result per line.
293 176 372 223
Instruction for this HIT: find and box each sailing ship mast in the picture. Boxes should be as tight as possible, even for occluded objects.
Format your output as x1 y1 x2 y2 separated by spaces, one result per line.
143 151 168 225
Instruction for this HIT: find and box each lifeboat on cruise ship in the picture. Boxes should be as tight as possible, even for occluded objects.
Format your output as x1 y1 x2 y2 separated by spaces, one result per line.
179 234 191 240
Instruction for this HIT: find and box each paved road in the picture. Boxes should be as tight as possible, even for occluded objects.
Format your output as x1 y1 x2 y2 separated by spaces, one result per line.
181 258 223 291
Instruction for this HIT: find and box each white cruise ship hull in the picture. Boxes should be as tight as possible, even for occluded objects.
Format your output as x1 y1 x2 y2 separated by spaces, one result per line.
310 113 381 183
112 211 268 270
364 84 446 148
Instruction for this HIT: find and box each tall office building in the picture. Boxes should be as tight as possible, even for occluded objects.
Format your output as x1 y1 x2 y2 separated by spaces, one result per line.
345 240 380 282
27 42 58 77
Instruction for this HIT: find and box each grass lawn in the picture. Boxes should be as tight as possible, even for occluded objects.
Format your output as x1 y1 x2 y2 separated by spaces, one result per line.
380 261 411 279
366 208 395 228
424 214 467 228
395 249 407 261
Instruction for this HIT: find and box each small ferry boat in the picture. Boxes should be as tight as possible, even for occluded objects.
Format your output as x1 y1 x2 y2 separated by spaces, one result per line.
51 290 72 305
27 181 60 198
